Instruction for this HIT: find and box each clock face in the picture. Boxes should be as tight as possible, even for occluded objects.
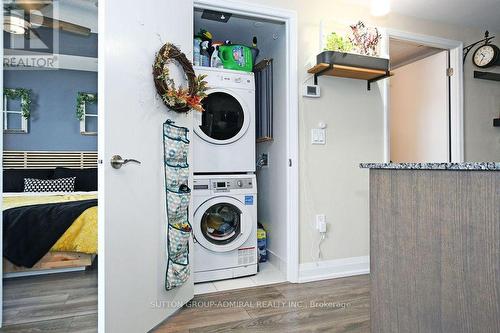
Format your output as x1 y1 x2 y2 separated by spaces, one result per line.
473 45 497 67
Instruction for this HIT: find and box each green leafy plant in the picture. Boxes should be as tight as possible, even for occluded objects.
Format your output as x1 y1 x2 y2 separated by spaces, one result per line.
324 32 353 53
4 88 32 119
76 92 97 120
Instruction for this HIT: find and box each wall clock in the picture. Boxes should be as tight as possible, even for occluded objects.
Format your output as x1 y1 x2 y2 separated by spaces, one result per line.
472 43 500 68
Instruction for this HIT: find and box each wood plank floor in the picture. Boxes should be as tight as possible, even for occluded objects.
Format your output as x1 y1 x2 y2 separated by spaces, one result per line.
1 269 97 333
155 274 370 333
0 271 369 333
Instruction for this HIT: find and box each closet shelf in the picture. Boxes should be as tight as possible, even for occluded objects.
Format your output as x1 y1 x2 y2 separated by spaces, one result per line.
308 51 391 90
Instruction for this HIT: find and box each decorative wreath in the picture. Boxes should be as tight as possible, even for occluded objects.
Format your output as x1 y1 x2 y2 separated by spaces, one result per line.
153 43 207 113
76 92 97 120
4 88 32 119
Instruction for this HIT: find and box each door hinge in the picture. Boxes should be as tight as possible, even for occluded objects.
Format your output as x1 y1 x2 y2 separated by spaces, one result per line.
446 68 454 77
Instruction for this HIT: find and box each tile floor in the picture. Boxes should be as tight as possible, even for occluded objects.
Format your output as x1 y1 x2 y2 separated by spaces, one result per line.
194 261 286 294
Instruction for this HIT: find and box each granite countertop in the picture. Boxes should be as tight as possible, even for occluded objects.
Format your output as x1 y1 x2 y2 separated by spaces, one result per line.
359 162 500 171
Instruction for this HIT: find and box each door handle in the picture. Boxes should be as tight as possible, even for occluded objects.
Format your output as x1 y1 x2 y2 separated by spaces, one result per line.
110 155 141 169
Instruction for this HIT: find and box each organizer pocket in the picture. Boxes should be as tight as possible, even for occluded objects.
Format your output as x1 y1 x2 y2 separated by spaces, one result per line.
165 259 190 291
164 138 189 167
168 223 191 264
164 120 189 143
166 188 191 220
165 164 189 192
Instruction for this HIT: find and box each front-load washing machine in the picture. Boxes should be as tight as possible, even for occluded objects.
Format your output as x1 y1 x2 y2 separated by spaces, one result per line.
193 174 257 283
193 67 255 174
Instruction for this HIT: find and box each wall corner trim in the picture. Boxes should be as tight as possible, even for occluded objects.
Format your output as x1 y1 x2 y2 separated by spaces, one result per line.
298 256 370 283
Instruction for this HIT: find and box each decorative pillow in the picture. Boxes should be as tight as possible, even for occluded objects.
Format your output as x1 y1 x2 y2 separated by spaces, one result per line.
24 177 76 193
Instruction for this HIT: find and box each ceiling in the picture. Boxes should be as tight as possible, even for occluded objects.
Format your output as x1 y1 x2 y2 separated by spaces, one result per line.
389 38 443 69
194 9 284 47
349 0 500 32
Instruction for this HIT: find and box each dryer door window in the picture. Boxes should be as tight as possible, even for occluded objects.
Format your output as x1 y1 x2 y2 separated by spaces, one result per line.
201 202 241 245
194 89 250 145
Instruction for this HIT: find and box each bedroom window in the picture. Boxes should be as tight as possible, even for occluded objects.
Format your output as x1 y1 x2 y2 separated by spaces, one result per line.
77 92 97 136
3 88 31 134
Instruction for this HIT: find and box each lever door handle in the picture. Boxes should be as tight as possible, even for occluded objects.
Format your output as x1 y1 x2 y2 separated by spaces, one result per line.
110 155 141 169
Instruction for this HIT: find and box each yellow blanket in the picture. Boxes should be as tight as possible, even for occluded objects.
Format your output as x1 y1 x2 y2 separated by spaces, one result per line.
3 193 98 254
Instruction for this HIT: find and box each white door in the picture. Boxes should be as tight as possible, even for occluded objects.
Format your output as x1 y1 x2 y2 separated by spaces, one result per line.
99 1 194 332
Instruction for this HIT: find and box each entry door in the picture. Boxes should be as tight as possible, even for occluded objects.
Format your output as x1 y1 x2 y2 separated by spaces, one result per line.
100 1 194 332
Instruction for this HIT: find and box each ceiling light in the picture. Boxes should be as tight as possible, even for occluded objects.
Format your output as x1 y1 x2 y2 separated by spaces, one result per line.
3 15 29 35
371 0 391 17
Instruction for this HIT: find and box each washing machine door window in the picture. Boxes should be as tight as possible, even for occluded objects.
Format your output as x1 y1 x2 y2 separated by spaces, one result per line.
194 89 250 145
194 196 252 252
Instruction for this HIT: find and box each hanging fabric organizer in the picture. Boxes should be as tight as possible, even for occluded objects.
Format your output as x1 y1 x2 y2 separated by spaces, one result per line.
163 119 192 291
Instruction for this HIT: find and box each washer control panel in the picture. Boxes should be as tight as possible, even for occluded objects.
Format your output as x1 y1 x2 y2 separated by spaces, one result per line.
212 178 253 192
193 177 254 192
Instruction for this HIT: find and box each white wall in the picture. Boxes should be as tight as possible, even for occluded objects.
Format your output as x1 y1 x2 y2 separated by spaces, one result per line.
255 23 288 271
246 0 500 270
390 51 449 162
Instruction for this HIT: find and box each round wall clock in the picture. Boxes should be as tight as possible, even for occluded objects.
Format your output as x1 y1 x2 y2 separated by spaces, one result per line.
472 44 500 68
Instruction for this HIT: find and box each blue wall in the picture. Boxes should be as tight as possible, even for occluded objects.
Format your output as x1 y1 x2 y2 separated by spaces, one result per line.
4 70 97 151
4 31 97 151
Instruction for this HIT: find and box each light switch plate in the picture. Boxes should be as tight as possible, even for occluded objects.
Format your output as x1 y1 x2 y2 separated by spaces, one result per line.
311 128 326 145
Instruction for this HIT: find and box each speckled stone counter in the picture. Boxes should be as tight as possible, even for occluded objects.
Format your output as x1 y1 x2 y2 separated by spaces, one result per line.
360 162 500 171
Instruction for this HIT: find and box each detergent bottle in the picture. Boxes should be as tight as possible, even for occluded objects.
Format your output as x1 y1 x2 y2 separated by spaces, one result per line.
218 44 253 72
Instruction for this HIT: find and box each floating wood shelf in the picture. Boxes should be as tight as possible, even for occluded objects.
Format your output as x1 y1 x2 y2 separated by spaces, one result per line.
494 118 500 127
308 51 391 90
474 71 500 82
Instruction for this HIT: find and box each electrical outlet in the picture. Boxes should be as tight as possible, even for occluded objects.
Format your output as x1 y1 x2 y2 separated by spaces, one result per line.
315 214 326 233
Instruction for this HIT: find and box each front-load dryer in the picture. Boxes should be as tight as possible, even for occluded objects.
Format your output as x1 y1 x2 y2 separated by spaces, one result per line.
193 67 255 174
193 174 257 283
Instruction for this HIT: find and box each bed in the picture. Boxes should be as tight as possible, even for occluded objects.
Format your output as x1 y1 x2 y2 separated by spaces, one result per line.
2 151 98 277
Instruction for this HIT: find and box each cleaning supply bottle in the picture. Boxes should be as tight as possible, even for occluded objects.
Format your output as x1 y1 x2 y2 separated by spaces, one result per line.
200 41 210 67
250 36 260 65
218 44 253 72
210 45 223 68
193 37 202 66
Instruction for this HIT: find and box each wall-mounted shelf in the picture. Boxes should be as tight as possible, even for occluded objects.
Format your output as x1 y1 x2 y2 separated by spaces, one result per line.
474 71 500 82
308 51 391 90
494 118 500 127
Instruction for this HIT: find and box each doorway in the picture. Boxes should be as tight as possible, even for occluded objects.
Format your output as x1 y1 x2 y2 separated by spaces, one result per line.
382 30 464 163
1 0 98 330
192 0 299 292
389 38 450 162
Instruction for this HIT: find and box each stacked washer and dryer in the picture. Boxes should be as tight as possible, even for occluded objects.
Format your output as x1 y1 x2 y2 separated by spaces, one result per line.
192 67 258 283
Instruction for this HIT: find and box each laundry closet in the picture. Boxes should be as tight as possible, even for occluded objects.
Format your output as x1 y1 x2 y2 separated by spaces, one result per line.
191 6 289 292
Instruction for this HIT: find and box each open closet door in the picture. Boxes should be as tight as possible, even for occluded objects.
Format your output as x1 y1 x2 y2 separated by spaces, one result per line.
99 0 194 332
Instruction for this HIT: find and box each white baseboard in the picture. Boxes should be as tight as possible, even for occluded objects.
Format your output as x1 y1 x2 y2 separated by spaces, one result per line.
266 249 287 276
298 256 370 283
3 266 86 279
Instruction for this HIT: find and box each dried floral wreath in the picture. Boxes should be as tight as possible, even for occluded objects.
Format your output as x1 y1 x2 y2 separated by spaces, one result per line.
153 43 207 113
